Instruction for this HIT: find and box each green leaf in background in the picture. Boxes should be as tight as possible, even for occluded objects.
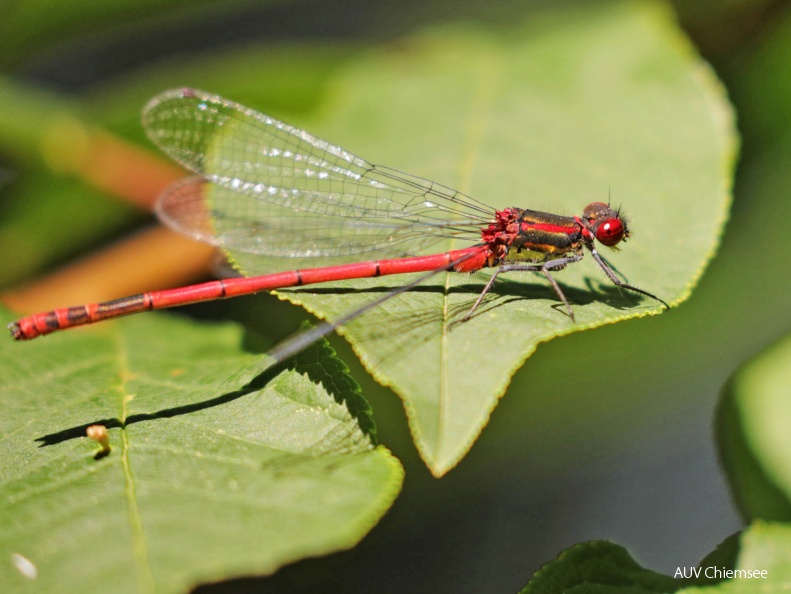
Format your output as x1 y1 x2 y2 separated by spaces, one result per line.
0 43 348 288
520 524 791 593
0 80 145 288
0 308 403 593
0 0 250 66
679 523 791 593
223 1 736 475
519 540 680 593
0 174 140 287
717 332 791 522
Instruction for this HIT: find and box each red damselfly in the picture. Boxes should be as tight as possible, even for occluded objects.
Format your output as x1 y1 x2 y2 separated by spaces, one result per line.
9 88 668 356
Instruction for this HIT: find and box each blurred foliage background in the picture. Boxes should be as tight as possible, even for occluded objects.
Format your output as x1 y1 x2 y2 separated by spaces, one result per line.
1 0 791 592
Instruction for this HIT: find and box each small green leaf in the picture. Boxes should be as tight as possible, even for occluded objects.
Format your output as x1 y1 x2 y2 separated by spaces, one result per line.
717 332 791 521
0 308 402 593
520 524 791 593
697 532 741 578
519 540 680 593
679 523 791 593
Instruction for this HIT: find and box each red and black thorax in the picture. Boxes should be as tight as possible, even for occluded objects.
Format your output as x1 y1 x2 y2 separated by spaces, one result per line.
455 207 584 273
506 208 584 262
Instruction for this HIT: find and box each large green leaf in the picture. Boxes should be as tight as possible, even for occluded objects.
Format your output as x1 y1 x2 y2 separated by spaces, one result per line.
226 1 735 475
0 308 402 593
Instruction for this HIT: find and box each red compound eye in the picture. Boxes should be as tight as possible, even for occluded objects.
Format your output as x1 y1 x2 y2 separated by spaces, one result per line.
595 218 625 246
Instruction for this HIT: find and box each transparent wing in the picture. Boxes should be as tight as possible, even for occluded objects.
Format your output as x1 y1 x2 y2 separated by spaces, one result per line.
142 88 494 226
156 177 485 273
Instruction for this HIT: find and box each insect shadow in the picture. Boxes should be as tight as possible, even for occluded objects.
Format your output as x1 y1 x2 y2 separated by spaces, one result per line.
275 270 653 366
34 274 651 449
34 335 374 450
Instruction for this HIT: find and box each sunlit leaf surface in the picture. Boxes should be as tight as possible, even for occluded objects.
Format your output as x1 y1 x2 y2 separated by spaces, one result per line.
224 2 736 474
0 309 403 593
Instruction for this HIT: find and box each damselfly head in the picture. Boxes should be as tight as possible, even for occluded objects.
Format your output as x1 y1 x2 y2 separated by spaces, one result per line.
582 202 630 248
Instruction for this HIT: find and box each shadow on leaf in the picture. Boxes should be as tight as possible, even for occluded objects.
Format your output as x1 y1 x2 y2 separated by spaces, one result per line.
34 332 375 447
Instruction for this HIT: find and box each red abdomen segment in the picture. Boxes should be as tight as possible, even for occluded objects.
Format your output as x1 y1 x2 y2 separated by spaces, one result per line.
9 246 487 340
